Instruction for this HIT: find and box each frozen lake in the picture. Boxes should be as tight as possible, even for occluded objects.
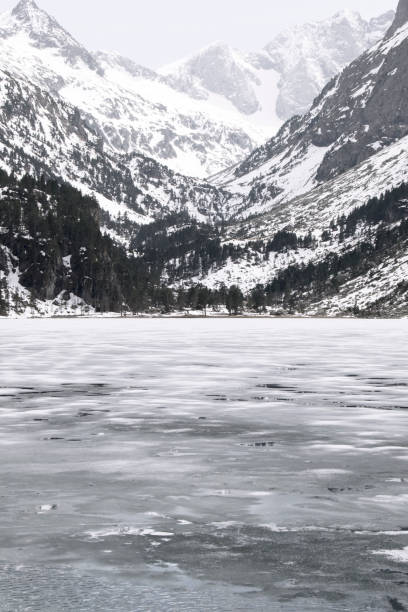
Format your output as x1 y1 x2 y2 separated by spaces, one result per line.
1 319 408 611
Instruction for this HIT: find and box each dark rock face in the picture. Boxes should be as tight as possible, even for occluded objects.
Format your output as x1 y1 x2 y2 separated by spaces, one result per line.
315 34 408 181
386 0 408 37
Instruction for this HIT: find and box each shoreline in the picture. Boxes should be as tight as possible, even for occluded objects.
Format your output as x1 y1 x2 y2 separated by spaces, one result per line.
0 314 405 321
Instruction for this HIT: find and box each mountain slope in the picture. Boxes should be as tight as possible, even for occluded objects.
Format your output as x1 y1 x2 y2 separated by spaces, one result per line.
387 0 408 34
1 0 99 69
0 0 261 178
0 67 241 234
193 133 408 289
171 145 408 318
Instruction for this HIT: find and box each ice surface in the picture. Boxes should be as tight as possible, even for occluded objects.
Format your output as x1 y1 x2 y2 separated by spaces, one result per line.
0 319 407 611
373 546 408 563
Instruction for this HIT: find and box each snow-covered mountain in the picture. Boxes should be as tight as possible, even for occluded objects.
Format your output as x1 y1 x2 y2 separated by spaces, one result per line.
0 0 393 181
0 66 242 235
160 43 282 134
160 9 394 131
176 1 408 315
0 0 263 178
264 8 395 120
212 2 408 221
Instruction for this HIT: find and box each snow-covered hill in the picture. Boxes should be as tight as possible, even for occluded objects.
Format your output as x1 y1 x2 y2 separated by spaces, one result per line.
0 0 263 178
199 134 408 286
160 9 394 131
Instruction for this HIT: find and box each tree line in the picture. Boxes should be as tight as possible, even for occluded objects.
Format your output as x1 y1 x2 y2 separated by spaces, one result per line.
0 171 247 316
1 171 407 317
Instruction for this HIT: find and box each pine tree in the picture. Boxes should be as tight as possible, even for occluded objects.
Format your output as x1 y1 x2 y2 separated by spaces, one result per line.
197 286 211 316
250 285 266 313
226 285 244 316
12 290 24 315
0 278 9 316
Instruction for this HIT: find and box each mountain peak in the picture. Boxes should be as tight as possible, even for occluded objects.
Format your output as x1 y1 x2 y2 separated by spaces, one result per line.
11 0 48 25
163 41 238 70
2 0 101 72
199 41 236 54
12 0 39 12
387 0 408 36
332 9 363 23
8 0 76 42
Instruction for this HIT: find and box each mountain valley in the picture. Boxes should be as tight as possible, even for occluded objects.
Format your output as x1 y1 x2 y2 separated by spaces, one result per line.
0 0 407 318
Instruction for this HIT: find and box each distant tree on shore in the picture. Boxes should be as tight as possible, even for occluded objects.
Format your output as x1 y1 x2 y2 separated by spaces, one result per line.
0 278 9 316
226 285 244 316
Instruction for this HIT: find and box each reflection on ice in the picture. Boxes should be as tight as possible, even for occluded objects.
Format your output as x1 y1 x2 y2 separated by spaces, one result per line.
0 319 408 611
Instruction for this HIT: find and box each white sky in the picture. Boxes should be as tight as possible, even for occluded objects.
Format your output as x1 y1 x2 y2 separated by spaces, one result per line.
0 0 398 67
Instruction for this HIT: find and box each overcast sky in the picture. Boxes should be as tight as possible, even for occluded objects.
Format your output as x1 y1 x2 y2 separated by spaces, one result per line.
0 0 398 67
